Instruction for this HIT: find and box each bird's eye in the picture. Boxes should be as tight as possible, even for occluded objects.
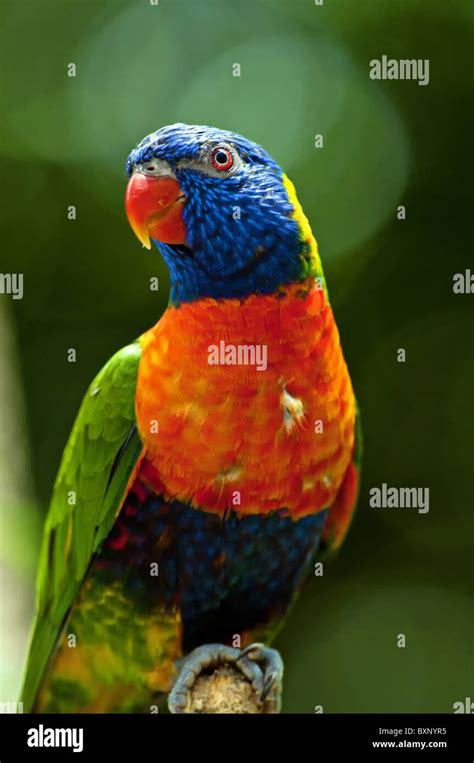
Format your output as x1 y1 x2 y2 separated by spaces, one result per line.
210 146 234 171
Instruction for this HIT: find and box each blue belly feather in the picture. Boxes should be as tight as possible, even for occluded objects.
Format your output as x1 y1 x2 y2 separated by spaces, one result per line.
96 485 328 649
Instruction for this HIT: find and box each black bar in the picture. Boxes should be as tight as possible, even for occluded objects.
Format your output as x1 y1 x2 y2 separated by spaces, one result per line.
0 713 472 760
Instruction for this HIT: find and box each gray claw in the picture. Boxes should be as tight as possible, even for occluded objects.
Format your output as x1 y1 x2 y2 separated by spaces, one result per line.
237 642 284 710
261 671 277 701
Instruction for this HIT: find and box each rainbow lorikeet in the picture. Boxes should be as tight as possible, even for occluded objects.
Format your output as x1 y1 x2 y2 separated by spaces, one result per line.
21 124 361 713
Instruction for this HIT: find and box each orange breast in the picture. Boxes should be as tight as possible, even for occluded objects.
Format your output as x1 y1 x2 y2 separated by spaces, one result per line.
136 282 355 518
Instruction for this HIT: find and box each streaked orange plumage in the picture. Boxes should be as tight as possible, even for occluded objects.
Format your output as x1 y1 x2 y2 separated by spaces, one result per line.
136 278 356 519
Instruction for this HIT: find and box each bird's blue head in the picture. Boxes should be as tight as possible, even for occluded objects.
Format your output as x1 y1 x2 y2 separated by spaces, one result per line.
125 123 319 304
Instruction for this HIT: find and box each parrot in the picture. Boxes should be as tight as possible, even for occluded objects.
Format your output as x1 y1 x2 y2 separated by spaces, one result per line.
21 123 361 713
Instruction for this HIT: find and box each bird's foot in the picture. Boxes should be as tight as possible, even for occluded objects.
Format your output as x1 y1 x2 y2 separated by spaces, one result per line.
168 642 283 713
238 642 283 712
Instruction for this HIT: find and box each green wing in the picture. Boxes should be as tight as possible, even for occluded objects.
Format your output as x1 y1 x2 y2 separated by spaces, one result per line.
21 342 143 711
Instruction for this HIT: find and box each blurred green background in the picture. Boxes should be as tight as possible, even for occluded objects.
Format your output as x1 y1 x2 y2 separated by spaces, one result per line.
0 0 472 712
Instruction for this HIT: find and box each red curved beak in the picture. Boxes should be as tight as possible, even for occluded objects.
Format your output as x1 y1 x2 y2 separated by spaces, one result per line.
125 173 186 249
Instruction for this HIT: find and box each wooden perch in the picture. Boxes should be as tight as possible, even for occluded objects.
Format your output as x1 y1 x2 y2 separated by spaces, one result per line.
180 664 263 713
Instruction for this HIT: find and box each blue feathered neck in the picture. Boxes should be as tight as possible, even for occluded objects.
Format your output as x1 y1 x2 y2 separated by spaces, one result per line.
155 168 306 304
